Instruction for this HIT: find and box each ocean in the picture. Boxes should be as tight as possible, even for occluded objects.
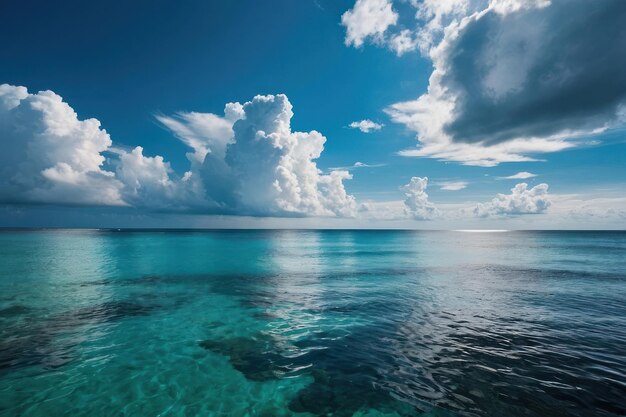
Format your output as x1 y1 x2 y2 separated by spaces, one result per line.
0 229 625 416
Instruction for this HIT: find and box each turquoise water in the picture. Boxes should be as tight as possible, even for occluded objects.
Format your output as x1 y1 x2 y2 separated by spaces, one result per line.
0 230 625 417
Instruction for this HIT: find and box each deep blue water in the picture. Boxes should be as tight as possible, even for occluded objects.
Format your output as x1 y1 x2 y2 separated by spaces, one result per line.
0 229 625 417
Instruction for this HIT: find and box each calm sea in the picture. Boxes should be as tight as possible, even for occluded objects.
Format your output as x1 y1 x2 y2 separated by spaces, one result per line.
0 230 625 416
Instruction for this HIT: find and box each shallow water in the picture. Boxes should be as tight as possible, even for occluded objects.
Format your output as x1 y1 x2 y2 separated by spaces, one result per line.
0 229 625 416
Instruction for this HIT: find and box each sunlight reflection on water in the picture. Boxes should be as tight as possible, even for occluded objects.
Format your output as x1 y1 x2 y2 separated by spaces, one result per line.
0 230 625 417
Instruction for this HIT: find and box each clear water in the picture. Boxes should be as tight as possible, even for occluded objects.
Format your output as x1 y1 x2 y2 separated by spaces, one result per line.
0 230 625 417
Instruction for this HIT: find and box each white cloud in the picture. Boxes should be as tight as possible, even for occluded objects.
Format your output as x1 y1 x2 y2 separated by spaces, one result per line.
393 125 577 167
161 94 357 217
566 197 626 221
410 0 550 56
353 161 385 168
499 171 537 180
402 176 437 220
0 84 194 209
389 30 418 56
0 84 125 206
330 161 386 170
348 119 384 133
341 0 470 55
0 85 356 218
113 146 197 210
411 0 476 54
156 104 243 165
341 0 398 48
438 181 467 191
474 182 550 217
489 0 550 15
358 183 625 227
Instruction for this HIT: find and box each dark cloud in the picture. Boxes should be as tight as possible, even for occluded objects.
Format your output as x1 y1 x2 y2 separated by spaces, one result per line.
444 0 626 144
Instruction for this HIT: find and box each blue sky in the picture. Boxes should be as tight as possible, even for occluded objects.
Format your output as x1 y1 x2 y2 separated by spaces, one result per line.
0 0 625 228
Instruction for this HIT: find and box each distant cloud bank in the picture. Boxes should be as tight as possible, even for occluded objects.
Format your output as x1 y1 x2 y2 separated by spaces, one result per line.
474 183 550 217
0 84 560 223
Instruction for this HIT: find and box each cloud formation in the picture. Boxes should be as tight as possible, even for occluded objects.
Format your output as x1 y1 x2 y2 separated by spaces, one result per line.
474 183 550 217
360 177 555 222
440 1 626 144
499 172 537 180
160 94 357 217
388 29 418 56
0 84 125 206
342 0 626 166
438 181 467 191
353 161 384 168
348 119 384 133
341 0 398 48
156 105 242 165
114 146 192 210
330 161 386 171
0 85 356 217
402 176 437 220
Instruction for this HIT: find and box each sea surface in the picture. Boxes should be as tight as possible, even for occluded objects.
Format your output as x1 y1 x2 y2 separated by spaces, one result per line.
0 230 625 417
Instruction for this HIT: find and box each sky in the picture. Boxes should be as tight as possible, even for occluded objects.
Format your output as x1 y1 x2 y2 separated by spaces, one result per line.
0 0 625 229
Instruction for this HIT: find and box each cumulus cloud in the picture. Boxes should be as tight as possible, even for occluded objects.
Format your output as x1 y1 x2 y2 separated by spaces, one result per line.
0 84 125 206
113 146 198 210
348 119 384 133
0 84 197 210
0 85 356 217
160 94 357 217
499 171 537 180
341 0 398 48
360 178 557 223
438 181 467 191
372 0 626 165
474 182 550 217
402 176 437 220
